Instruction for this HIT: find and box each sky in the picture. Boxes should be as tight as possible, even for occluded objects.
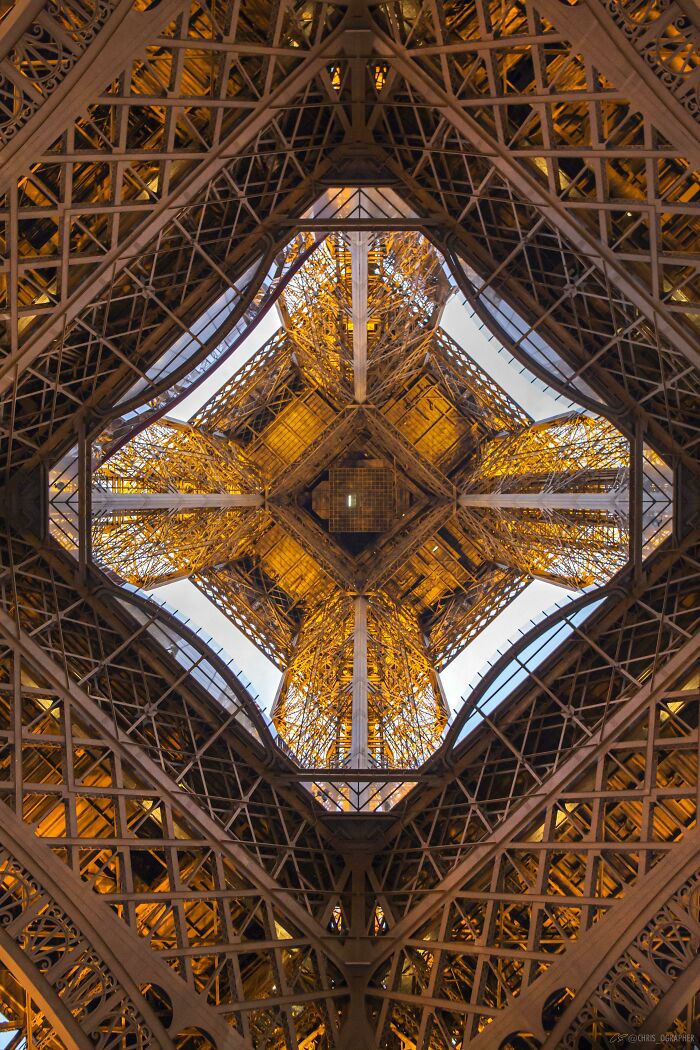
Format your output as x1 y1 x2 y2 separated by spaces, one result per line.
439 295 577 422
145 577 283 707
168 307 282 423
439 579 577 715
147 292 580 717
0 1020 20 1049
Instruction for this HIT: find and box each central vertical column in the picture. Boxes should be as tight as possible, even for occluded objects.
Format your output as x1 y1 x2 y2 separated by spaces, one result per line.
351 232 369 403
350 595 369 768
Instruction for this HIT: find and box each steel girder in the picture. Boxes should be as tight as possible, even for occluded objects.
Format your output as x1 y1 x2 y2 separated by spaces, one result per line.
0 795 237 1049
364 534 700 1045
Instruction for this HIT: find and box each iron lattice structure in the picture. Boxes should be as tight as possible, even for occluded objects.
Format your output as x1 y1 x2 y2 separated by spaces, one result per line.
87 230 629 772
0 0 697 1047
464 416 629 494
97 419 262 495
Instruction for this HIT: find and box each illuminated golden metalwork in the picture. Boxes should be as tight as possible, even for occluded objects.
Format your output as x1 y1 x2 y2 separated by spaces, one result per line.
458 505 629 588
271 591 354 767
0 968 62 1050
1 0 695 1042
425 567 528 669
90 232 630 771
193 328 337 483
279 233 354 401
362 231 450 400
456 413 631 586
96 419 261 495
466 414 629 493
364 595 449 767
92 508 264 588
92 417 265 587
278 230 448 404
272 592 448 769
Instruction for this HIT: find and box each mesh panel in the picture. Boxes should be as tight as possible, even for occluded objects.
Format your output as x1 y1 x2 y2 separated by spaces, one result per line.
329 467 394 532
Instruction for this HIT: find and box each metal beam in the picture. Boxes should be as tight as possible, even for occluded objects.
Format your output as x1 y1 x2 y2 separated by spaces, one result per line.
350 596 369 768
0 926 91 1050
351 233 370 404
269 504 358 591
360 503 454 591
458 491 628 511
470 821 700 1048
280 219 443 231
535 0 700 166
363 410 454 500
0 782 238 1047
365 618 700 973
91 492 264 510
0 0 186 193
0 604 349 975
0 20 349 394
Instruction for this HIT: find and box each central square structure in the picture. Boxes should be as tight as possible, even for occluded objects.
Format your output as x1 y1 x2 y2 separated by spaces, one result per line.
329 466 394 532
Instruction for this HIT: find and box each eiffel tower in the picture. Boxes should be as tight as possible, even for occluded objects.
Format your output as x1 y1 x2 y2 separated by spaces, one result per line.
0 0 698 1046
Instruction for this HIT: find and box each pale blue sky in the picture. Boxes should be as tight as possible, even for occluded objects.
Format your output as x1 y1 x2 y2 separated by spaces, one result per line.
0 1021 20 1049
149 294 579 715
168 307 282 423
439 295 576 422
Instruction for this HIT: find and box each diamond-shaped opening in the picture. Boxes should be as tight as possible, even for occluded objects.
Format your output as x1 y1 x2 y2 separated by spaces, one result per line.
47 187 673 810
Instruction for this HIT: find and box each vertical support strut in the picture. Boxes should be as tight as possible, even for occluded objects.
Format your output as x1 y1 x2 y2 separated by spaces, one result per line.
77 422 90 581
631 417 645 584
351 595 369 768
351 233 369 404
